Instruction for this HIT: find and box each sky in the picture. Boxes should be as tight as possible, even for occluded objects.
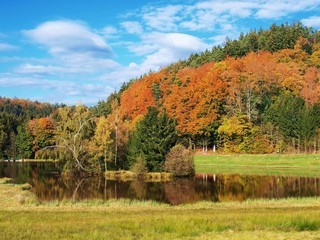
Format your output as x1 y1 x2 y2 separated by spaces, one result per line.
1 0 320 106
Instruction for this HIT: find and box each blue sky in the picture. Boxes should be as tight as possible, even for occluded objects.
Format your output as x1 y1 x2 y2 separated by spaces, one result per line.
1 0 320 105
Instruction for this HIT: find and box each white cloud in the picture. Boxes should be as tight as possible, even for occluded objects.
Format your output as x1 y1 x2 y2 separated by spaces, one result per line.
20 20 120 76
23 20 113 58
145 32 208 52
102 26 118 35
195 1 257 18
100 32 209 85
14 57 120 76
302 16 320 28
142 5 183 31
0 20 122 105
121 21 143 34
0 73 114 105
14 64 66 75
256 0 320 19
126 31 208 60
0 43 19 51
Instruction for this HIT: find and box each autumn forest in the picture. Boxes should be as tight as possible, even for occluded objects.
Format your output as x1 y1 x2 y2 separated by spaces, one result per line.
1 22 320 174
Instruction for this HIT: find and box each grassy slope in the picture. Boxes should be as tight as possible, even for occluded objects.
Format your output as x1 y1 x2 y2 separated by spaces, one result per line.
1 179 320 240
195 154 320 177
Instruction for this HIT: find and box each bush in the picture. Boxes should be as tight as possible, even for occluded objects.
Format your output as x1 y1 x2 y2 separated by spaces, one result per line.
130 156 147 175
164 144 195 177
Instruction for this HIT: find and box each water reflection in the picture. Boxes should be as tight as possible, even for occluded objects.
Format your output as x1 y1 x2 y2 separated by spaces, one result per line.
1 162 320 205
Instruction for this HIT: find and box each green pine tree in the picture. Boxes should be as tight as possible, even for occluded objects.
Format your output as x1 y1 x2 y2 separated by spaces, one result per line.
127 107 177 172
16 123 33 159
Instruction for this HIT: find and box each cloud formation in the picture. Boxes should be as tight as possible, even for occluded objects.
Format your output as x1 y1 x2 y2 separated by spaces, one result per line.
0 43 19 51
120 21 143 34
140 32 208 67
0 73 114 105
302 16 320 28
23 20 113 58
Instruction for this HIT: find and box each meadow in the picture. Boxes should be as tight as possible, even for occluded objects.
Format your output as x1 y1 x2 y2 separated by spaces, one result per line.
195 153 320 177
1 177 320 240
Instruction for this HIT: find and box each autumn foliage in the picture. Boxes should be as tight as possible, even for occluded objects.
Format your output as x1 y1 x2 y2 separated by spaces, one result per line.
1 23 320 169
119 37 320 153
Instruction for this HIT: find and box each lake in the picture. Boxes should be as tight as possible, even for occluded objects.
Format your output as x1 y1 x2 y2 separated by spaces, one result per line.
1 162 320 205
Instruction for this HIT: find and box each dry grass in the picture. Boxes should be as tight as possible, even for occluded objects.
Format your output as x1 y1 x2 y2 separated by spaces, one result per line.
105 171 172 182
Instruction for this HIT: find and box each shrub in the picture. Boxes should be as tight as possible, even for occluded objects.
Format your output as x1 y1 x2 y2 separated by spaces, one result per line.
130 156 147 175
164 144 195 177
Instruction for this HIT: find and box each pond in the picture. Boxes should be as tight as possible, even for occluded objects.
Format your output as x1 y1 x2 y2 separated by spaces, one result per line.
1 162 320 205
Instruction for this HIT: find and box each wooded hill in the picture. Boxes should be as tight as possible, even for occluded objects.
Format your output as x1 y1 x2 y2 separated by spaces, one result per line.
118 22 320 153
1 22 320 171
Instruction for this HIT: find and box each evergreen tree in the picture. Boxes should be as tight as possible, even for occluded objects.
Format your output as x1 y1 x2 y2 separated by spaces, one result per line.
6 131 17 160
0 124 7 159
16 123 33 159
127 107 177 172
266 93 320 151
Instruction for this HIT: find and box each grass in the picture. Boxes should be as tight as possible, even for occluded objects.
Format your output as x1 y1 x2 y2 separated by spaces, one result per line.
105 170 172 182
195 153 320 177
0 159 55 162
0 178 39 207
1 178 320 239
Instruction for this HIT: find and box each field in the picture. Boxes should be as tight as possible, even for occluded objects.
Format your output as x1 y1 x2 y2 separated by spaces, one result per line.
1 178 320 240
1 154 320 239
195 153 320 177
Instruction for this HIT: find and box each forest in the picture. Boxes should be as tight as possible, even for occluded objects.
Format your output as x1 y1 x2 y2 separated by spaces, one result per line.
1 22 320 174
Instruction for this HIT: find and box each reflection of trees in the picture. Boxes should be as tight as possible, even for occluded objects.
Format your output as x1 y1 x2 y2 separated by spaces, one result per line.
164 178 197 205
72 178 86 201
195 174 320 202
194 174 219 202
129 180 147 200
2 162 320 204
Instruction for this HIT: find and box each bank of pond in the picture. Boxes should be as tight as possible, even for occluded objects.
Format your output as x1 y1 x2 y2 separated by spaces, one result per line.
1 161 320 205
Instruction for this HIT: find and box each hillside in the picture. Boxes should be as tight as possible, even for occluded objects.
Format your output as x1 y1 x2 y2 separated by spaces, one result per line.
118 23 320 153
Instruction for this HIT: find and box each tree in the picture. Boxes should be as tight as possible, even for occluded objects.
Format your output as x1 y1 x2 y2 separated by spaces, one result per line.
6 131 17 160
163 62 226 149
54 105 96 173
28 117 56 154
127 107 177 172
91 116 113 172
267 92 320 152
309 42 320 67
107 99 131 169
0 124 7 159
16 123 33 159
218 115 251 153
0 112 19 159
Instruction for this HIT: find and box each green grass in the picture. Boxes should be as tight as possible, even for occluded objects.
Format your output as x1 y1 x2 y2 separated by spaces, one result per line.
195 154 320 177
1 178 320 239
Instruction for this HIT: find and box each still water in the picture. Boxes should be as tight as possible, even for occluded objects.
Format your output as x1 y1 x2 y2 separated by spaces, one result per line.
1 162 320 205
